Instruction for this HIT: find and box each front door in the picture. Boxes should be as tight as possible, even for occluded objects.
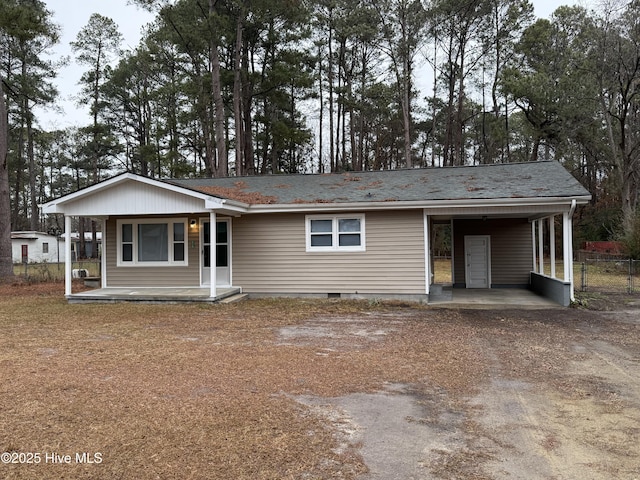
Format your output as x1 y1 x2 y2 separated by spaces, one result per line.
464 235 490 288
201 219 231 287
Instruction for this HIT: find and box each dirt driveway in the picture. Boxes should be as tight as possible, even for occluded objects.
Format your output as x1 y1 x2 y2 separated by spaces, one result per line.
287 304 640 479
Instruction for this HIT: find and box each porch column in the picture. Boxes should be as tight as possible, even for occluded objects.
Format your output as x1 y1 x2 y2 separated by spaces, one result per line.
423 211 431 295
563 211 574 300
101 218 107 288
549 215 556 279
64 215 72 296
209 211 217 298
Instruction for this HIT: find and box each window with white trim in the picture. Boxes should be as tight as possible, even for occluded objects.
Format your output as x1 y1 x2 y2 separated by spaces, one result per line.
117 219 188 266
306 215 365 252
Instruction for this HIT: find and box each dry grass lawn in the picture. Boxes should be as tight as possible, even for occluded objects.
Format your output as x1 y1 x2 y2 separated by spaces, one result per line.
3 282 639 480
0 282 481 480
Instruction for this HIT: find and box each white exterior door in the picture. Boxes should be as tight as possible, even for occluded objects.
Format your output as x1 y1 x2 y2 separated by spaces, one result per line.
201 219 231 287
465 235 490 288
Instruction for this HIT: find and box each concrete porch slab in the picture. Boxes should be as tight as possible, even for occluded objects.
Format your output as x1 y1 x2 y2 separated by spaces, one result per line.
67 287 241 304
429 287 563 309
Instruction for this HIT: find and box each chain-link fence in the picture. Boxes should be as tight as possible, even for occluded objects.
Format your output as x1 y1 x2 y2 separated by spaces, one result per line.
12 257 640 293
578 259 640 294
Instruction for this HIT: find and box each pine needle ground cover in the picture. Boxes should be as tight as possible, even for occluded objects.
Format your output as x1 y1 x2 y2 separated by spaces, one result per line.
1 283 639 479
0 284 480 480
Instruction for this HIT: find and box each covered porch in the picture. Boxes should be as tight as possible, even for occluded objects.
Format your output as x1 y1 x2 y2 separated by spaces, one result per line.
40 174 249 303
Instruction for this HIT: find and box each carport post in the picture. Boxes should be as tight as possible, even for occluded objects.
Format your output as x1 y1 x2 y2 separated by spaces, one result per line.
64 215 72 296
550 216 556 278
423 211 430 295
537 219 544 275
531 222 537 272
563 210 574 300
210 211 217 298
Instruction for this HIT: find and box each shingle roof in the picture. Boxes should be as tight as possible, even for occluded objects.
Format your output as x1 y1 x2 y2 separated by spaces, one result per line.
168 161 590 205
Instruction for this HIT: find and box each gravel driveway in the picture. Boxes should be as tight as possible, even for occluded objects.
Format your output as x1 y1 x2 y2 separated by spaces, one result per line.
289 304 640 479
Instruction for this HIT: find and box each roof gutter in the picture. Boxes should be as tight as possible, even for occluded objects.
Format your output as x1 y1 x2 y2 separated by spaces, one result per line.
204 197 249 212
244 195 592 214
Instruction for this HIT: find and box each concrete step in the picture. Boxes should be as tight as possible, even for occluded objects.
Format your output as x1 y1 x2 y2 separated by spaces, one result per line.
218 293 249 304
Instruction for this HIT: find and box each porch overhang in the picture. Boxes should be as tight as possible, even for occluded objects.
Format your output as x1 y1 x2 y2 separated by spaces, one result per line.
40 172 248 217
39 173 249 301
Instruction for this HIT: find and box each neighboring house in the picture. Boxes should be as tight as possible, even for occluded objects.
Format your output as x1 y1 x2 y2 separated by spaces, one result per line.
11 231 64 264
11 231 103 264
40 161 591 305
69 231 102 260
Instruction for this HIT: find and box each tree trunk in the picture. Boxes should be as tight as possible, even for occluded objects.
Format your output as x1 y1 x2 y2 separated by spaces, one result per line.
0 78 14 281
23 51 38 231
28 112 38 230
233 12 244 175
318 43 324 173
12 124 23 229
443 36 456 167
530 134 540 162
454 38 467 166
209 0 227 177
78 217 86 259
327 7 335 172
242 40 254 175
401 54 412 169
599 92 635 234
358 48 367 171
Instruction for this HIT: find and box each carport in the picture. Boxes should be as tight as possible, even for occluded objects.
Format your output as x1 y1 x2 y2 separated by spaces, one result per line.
425 195 584 306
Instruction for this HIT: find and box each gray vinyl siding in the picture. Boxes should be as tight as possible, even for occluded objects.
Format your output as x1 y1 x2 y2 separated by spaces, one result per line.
105 216 200 287
453 218 532 287
232 210 426 295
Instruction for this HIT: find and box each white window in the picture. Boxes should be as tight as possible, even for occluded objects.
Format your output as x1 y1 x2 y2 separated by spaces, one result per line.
306 215 365 252
117 219 187 266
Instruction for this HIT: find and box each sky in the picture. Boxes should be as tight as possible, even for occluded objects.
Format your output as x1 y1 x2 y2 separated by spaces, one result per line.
36 0 589 131
38 0 155 130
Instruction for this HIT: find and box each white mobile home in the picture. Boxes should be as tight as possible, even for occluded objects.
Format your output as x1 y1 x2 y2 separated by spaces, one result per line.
11 231 64 264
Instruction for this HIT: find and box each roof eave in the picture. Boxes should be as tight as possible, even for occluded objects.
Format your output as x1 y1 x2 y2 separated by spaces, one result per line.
40 173 140 213
40 173 250 215
243 195 592 213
